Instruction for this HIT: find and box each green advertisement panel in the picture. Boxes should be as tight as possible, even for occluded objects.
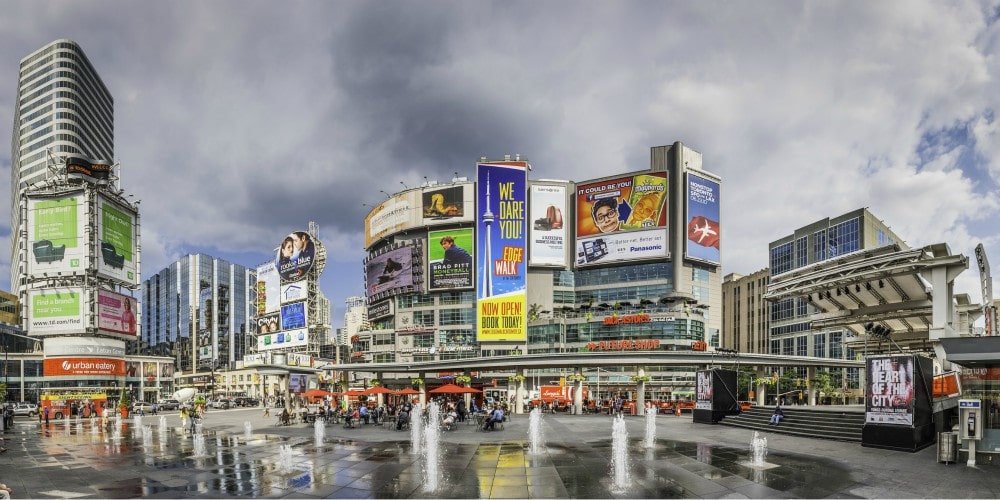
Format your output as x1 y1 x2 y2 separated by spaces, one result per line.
28 288 85 334
27 194 86 277
97 196 137 285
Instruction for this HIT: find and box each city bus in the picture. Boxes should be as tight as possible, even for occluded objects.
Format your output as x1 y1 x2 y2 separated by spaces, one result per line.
40 392 110 419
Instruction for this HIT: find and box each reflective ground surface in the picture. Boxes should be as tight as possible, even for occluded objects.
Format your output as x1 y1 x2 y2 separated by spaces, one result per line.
2 409 998 498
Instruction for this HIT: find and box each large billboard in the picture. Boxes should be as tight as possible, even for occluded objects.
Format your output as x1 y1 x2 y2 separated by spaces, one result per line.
528 184 567 267
96 290 138 338
257 328 309 351
366 245 416 296
422 185 466 219
428 228 474 291
476 161 528 342
365 193 414 248
26 194 87 278
28 288 85 335
275 231 316 282
97 196 138 285
866 355 915 426
574 172 668 267
281 301 307 330
255 261 280 315
686 173 721 264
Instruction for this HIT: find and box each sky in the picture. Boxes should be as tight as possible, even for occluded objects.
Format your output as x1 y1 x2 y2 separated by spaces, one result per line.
1 1 999 329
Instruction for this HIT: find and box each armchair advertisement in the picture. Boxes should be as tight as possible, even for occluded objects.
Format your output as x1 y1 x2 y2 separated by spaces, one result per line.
26 194 87 278
97 196 137 285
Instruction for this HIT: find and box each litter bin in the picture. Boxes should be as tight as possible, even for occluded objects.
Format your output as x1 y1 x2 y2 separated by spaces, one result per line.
938 432 956 464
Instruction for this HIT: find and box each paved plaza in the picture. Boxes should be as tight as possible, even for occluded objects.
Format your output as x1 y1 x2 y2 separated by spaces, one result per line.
0 406 997 498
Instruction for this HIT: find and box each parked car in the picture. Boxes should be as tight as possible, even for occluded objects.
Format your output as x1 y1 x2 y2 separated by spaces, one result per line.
12 403 38 417
158 399 180 411
210 399 231 410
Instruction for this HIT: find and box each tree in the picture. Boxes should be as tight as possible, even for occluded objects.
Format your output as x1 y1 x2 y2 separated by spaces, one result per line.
810 370 837 404
528 303 542 322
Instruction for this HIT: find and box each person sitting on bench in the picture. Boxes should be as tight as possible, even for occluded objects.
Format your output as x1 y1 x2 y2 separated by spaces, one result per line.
483 406 504 431
279 408 291 426
396 407 410 430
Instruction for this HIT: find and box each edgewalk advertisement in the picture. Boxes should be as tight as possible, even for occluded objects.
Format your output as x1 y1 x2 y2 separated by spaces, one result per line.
476 161 527 342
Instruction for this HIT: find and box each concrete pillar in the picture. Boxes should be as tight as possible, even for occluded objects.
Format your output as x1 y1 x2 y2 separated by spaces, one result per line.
756 380 766 406
573 367 584 414
807 366 817 406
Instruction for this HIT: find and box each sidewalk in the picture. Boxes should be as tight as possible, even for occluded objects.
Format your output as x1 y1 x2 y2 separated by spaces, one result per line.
0 409 997 498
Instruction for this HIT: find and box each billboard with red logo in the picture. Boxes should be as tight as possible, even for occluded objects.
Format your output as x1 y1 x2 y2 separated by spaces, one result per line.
686 172 721 264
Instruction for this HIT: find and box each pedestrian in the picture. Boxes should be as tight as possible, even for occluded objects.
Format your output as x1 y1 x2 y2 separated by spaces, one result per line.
0 479 12 499
43 405 50 425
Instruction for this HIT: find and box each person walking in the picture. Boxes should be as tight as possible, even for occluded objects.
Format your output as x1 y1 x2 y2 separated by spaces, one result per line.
43 406 50 425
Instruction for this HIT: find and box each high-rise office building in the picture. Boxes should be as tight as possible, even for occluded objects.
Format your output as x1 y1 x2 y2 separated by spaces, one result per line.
10 40 114 294
721 269 770 354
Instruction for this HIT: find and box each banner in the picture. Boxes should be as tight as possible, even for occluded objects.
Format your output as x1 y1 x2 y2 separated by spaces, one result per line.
44 357 125 377
477 161 528 342
257 328 309 351
29 288 85 335
428 228 474 291
574 228 668 266
255 261 280 315
96 290 138 337
97 197 138 285
866 355 915 425
275 230 316 282
686 173 721 264
529 184 567 266
27 194 87 278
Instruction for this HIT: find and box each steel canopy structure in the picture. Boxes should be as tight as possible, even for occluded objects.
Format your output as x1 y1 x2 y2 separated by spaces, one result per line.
764 242 981 360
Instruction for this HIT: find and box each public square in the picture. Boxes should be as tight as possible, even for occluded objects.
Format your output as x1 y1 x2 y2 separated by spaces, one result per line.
1 406 998 499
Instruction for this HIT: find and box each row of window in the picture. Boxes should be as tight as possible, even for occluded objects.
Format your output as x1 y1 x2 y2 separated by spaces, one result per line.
770 217 862 274
19 78 114 143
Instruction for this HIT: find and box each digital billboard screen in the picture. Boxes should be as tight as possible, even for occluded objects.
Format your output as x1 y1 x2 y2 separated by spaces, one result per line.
574 172 668 266
428 228 474 291
366 245 415 296
686 173 721 264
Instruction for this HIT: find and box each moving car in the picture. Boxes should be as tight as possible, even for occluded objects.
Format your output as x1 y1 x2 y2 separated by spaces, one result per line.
210 399 231 410
132 401 154 413
158 399 180 411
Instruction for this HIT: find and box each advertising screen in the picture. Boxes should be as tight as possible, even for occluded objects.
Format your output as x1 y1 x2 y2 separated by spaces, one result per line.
97 197 138 285
366 245 415 296
528 184 567 266
281 301 307 330
422 185 465 219
575 172 668 238
275 231 316 282
96 290 138 337
257 328 309 351
575 172 668 266
27 194 87 278
28 288 85 335
476 161 528 342
866 355 915 426
257 312 280 334
696 370 714 410
428 228 474 291
255 261 280 315
686 173 721 264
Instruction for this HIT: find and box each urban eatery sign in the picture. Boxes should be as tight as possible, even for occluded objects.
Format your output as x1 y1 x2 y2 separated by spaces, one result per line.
587 339 661 351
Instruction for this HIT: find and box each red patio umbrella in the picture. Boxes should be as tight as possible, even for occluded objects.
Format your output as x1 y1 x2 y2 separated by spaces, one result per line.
363 386 395 396
302 389 335 399
395 388 421 395
428 383 471 394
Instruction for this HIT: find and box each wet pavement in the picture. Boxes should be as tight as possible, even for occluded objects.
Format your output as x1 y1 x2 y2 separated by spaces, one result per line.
1 407 998 498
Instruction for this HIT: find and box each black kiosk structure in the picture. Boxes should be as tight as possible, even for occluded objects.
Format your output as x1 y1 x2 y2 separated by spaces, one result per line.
692 368 741 424
861 354 935 452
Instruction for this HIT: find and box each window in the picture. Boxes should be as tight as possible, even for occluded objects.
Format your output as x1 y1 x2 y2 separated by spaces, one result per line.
692 268 710 283
770 242 794 274
413 310 435 326
813 332 826 358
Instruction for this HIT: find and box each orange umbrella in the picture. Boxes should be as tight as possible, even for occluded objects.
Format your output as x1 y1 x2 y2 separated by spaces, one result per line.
302 389 335 399
395 388 421 395
363 386 395 395
428 383 470 394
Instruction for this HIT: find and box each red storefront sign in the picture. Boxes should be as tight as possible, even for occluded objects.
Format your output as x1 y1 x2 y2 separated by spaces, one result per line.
587 339 661 351
44 357 125 377
603 314 652 326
